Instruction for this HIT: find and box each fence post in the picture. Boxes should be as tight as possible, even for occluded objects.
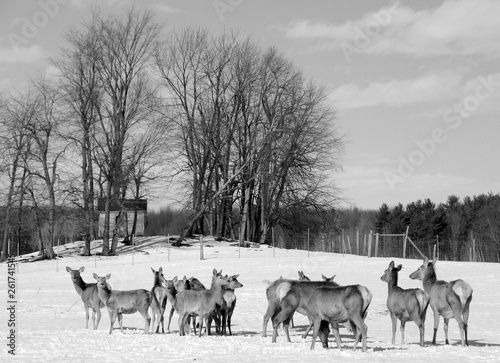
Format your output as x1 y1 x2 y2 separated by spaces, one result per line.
307 228 310 257
403 226 409 259
272 227 275 258
200 235 204 260
356 230 359 255
167 234 170 262
131 234 135 265
472 238 476 262
375 233 379 258
368 231 372 257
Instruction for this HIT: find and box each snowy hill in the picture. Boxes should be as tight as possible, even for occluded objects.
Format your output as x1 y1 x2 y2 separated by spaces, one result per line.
2 236 499 362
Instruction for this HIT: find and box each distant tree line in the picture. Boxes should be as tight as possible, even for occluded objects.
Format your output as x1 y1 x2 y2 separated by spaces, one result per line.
374 194 500 262
0 8 342 260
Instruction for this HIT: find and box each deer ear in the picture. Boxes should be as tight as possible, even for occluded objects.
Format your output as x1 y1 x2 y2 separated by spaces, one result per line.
172 276 178 283
233 274 239 279
396 264 403 271
66 266 72 273
151 267 155 273
321 274 327 280
79 266 85 273
431 259 437 266
213 268 217 275
423 256 429 265
389 261 395 268
93 273 99 280
105 274 111 280
159 267 163 272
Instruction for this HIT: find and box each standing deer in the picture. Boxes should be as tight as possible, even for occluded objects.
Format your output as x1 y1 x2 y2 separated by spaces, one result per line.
264 276 339 342
175 269 229 336
66 266 104 330
380 261 429 346
150 267 173 333
93 273 152 334
166 276 190 333
213 274 243 335
409 257 473 346
305 284 372 351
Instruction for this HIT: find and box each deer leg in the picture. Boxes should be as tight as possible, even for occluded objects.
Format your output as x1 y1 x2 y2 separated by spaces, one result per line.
262 302 279 337
227 309 233 336
178 313 185 336
108 310 116 334
167 306 175 333
310 318 321 350
91 309 96 330
351 315 368 352
302 316 314 339
400 320 406 345
331 322 342 349
443 318 450 345
463 296 472 346
117 313 124 333
283 316 292 343
144 310 151 335
432 310 439 344
390 313 397 345
84 304 90 329
95 308 102 330
318 320 330 348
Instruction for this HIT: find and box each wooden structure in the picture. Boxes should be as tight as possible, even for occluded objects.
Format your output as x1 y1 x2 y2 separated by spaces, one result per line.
98 199 147 237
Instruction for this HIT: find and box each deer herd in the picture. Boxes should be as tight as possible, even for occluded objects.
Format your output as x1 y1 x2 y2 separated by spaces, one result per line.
66 256 473 352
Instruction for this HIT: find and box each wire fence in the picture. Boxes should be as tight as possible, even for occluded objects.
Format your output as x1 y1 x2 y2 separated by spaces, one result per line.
274 228 500 263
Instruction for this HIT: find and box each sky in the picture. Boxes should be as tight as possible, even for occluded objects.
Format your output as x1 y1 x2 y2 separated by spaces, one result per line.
1 0 499 210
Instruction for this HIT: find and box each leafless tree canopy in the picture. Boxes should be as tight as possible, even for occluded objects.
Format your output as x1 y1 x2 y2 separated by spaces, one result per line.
0 8 343 259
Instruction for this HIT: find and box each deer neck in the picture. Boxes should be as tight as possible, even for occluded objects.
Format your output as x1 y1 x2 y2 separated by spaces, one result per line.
72 276 87 297
208 281 224 303
153 274 162 288
97 283 112 304
387 272 398 294
422 266 437 291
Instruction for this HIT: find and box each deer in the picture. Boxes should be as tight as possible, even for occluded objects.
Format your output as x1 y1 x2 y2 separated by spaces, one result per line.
93 273 152 334
166 275 190 333
175 269 229 336
66 266 104 330
210 274 244 335
409 257 473 346
304 284 372 351
380 261 429 346
262 275 339 341
150 267 175 333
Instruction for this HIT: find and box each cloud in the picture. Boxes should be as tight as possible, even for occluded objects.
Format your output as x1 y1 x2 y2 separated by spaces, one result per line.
284 0 500 58
151 3 179 14
0 45 45 64
329 71 463 109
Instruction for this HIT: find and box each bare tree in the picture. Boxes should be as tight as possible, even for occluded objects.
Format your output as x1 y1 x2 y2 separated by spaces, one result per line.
53 17 102 256
91 8 161 255
0 92 34 260
23 77 67 259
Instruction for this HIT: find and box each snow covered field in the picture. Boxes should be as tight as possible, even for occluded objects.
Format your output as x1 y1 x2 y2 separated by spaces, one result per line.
2 236 499 363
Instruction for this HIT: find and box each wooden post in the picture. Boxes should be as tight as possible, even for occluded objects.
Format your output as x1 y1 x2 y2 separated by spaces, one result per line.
131 234 135 265
307 228 310 257
347 236 352 254
167 234 171 262
375 233 379 258
433 244 437 260
364 234 367 255
272 227 275 258
356 230 359 255
368 231 372 257
472 238 476 262
436 235 439 260
403 226 409 259
200 235 204 260
56 239 60 271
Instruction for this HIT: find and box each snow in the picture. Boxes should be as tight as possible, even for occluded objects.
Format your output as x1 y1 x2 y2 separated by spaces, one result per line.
2 236 499 363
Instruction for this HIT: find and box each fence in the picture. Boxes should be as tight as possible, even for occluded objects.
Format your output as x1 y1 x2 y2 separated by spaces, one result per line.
275 227 499 263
